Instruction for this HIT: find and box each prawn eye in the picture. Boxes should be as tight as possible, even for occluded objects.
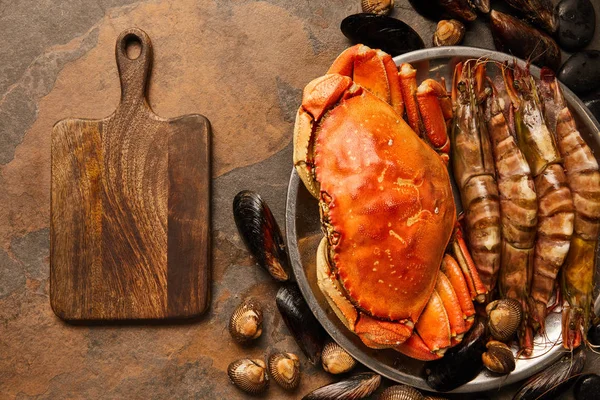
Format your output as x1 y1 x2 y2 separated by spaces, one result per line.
458 81 467 93
513 80 521 91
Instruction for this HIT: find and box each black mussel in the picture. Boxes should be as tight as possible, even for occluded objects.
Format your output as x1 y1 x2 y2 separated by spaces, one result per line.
490 10 561 71
512 349 586 400
482 340 515 374
378 384 424 400
361 0 394 16
229 298 263 343
321 341 357 374
556 0 596 51
470 0 490 13
228 358 269 395
340 14 424 57
425 319 486 392
433 20 465 47
486 299 522 342
268 352 301 390
501 0 557 33
276 284 326 364
408 0 445 20
588 320 600 345
558 51 600 96
408 0 477 22
233 190 291 282
303 372 381 400
574 374 600 400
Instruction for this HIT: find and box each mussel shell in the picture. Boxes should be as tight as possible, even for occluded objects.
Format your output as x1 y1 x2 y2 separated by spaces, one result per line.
276 284 326 364
378 385 424 400
490 10 561 71
482 340 515 374
408 0 445 20
321 341 357 374
556 0 596 51
268 352 301 390
486 299 522 342
469 0 490 13
425 319 486 392
502 0 557 33
233 190 291 282
433 19 465 47
574 374 600 400
340 14 424 57
229 298 263 343
512 349 586 400
302 372 381 400
588 320 600 345
558 51 600 96
361 0 394 16
227 358 269 395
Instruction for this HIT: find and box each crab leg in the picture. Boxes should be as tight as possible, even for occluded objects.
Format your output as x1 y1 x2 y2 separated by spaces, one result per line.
328 44 404 116
399 63 423 135
436 270 468 345
417 79 452 161
440 254 476 331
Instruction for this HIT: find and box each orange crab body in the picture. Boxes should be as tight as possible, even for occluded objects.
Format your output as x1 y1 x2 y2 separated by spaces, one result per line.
315 86 456 322
294 45 484 360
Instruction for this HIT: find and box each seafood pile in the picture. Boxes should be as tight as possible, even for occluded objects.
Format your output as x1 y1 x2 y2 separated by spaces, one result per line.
342 0 600 123
291 41 600 390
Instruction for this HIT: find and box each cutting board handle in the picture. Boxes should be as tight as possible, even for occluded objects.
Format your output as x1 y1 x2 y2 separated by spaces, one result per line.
115 28 153 107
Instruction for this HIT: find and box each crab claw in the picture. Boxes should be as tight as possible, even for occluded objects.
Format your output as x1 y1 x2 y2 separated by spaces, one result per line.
328 44 404 116
293 74 358 198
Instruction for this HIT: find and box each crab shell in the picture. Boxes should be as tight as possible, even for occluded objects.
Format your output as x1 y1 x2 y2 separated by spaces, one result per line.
294 48 456 349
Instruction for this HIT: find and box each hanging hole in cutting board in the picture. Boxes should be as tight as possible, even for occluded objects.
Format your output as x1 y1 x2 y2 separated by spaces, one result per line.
123 34 142 60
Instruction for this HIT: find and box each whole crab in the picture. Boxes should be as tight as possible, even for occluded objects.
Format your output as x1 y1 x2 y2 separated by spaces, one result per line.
293 45 485 360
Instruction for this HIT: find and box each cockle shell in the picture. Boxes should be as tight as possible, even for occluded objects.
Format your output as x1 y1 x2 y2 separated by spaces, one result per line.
361 0 394 15
486 299 522 342
433 20 465 47
482 340 515 374
268 352 301 390
321 341 356 374
227 358 269 395
228 298 263 343
378 385 424 400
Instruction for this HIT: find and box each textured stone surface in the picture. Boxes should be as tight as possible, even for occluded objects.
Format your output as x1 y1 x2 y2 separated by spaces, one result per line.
1 0 599 399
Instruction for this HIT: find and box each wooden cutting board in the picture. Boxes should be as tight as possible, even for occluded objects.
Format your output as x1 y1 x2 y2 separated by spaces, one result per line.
50 28 211 321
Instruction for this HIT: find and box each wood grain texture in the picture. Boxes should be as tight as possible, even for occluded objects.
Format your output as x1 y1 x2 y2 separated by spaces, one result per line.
50 28 210 321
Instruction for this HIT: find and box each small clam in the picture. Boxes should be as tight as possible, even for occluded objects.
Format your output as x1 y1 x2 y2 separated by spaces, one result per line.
321 341 357 374
361 0 394 15
227 358 269 395
303 372 381 400
482 340 515 374
378 385 424 400
229 298 263 343
268 352 300 390
433 20 465 47
276 284 326 364
486 298 522 342
233 190 291 282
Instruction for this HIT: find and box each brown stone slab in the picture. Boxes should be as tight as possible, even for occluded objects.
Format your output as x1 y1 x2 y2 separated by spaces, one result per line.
50 28 210 321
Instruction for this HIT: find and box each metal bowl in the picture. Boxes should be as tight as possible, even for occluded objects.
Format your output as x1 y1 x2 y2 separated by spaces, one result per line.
285 47 600 393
